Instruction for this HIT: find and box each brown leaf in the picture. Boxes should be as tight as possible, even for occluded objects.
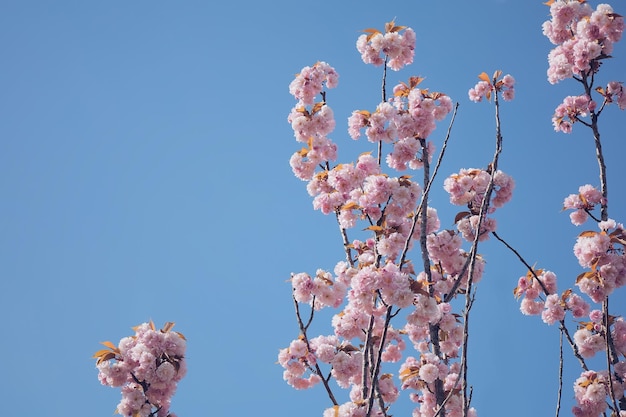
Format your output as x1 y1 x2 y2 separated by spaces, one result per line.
162 322 176 333
478 72 491 83
578 230 597 238
341 201 361 211
454 211 471 223
100 341 118 350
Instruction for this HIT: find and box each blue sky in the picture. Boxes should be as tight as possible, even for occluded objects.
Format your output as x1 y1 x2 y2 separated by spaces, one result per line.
1 1 625 416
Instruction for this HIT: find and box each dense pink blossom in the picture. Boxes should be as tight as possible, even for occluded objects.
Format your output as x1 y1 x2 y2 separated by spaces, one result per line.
607 81 626 109
289 61 339 105
544 1 624 84
468 73 515 102
444 168 514 211
552 94 595 133
356 22 415 70
95 322 186 417
566 293 591 318
574 328 605 358
542 293 566 325
562 184 605 225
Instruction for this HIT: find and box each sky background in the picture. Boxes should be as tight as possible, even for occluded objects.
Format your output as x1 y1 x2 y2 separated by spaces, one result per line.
1 1 625 416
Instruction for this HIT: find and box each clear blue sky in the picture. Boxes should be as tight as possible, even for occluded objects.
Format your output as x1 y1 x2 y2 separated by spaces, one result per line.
1 1 625 416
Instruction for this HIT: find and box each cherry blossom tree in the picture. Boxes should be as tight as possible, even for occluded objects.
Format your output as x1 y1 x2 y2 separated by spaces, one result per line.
278 2 626 417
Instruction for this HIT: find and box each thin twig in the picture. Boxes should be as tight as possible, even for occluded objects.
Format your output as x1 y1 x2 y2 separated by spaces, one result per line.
292 295 338 405
398 102 459 271
603 298 620 415
366 306 394 417
493 231 590 371
556 328 563 417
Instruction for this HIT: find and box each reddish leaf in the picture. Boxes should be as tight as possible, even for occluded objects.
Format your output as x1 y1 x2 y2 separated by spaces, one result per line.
454 211 471 223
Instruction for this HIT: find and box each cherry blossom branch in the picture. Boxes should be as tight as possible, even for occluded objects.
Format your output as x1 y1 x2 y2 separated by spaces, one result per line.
366 306 394 417
292 295 339 406
460 80 504 416
493 230 591 372
399 102 459 272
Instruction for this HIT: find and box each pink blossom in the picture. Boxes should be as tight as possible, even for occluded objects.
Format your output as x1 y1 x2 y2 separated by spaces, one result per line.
612 320 626 355
356 24 415 71
289 62 339 105
331 351 363 388
541 294 566 325
468 73 515 102
553 95 594 133
566 293 590 318
574 328 605 358
607 81 626 109
419 363 440 384
95 322 186 417
520 297 544 316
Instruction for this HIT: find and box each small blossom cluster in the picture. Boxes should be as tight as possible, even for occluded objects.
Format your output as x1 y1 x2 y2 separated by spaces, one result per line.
426 230 485 291
356 21 416 71
514 269 558 316
348 78 453 171
288 62 339 180
572 368 626 417
552 94 596 133
605 81 626 109
468 72 515 102
573 309 606 358
573 219 626 302
563 184 605 225
277 337 323 390
291 269 348 310
443 168 515 241
399 356 477 417
94 322 186 417
543 1 624 84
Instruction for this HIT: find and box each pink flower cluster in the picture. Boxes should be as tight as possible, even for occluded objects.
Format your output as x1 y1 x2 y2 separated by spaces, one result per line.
563 184 605 225
543 1 624 84
281 264 410 400
399 356 477 417
468 72 515 102
514 269 558 316
552 94 596 133
356 21 416 71
348 78 453 170
573 219 626 302
443 168 514 241
606 81 626 109
289 61 339 106
288 62 340 180
301 151 445 260
277 337 323 390
571 369 626 417
94 322 186 417
573 309 606 358
291 269 348 310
